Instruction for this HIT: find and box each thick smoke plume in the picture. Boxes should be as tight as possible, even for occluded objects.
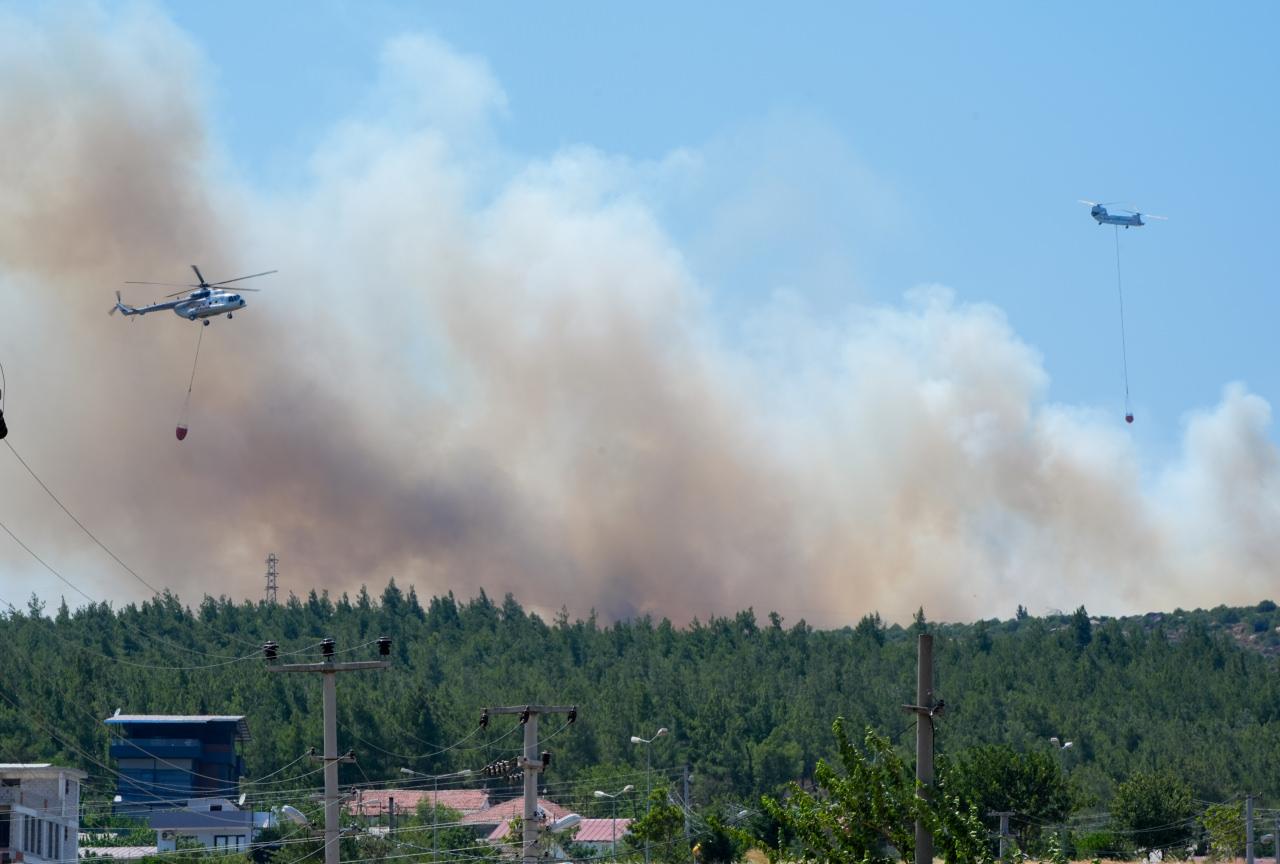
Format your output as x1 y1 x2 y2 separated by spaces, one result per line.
1 8 1277 625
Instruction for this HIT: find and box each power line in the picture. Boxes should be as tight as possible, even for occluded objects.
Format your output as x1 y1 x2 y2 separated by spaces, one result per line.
2 438 264 650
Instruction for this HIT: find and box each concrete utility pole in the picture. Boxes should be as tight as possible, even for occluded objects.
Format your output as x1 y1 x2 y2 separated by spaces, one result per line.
265 637 391 864
482 705 577 864
1246 795 1255 864
902 634 941 864
991 811 1013 861
683 764 692 855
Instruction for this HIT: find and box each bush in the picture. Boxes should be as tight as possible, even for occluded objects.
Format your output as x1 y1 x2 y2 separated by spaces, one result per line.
1074 830 1132 860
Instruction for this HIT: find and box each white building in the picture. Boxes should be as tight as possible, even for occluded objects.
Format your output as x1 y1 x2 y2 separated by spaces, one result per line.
149 797 273 853
0 763 87 864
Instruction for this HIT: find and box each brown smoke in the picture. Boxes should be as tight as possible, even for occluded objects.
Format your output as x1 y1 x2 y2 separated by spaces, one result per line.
1 10 1277 626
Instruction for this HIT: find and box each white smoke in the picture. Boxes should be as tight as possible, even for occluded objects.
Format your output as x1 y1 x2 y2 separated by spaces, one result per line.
0 6 1276 626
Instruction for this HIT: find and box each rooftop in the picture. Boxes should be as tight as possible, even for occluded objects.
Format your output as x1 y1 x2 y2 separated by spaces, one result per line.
348 788 491 817
79 847 158 861
0 763 89 779
462 797 569 826
104 715 251 741
487 817 625 844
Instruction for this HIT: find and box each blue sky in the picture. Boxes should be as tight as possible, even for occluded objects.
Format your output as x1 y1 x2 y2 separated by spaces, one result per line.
164 1 1280 446
2 2 1278 622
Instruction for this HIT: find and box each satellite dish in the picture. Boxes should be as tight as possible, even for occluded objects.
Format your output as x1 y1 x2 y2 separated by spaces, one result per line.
280 805 309 827
238 793 247 807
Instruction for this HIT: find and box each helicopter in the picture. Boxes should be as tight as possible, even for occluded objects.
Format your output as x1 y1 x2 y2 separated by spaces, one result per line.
111 265 276 325
1079 200 1167 229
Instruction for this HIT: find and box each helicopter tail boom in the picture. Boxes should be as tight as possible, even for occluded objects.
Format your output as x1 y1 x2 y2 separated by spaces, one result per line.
109 291 141 317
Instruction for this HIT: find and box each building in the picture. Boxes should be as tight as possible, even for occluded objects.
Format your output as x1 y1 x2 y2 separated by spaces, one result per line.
561 818 634 854
347 788 491 821
104 714 249 812
149 797 271 854
76 846 157 862
485 814 625 860
461 796 570 838
0 763 88 864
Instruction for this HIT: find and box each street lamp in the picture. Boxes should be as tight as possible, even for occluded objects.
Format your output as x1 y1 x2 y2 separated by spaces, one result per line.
593 785 635 860
400 767 473 857
630 727 668 864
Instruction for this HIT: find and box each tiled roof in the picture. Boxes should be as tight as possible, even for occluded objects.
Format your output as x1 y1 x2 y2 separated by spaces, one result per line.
488 817 631 844
486 819 627 844
573 818 634 843
462 797 569 826
348 788 491 816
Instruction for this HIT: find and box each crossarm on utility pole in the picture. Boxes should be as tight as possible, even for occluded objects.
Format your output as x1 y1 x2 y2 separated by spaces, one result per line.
265 648 390 864
482 705 578 864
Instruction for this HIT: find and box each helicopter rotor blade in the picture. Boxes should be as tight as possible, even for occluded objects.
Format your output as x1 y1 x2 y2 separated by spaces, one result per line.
210 270 277 286
125 281 199 288
1078 199 1098 206
1143 214 1168 221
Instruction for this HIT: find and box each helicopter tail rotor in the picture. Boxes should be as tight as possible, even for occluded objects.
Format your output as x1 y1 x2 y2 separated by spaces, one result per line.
108 290 121 316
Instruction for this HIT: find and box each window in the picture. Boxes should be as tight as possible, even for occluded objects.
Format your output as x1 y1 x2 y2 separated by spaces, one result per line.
0 780 18 787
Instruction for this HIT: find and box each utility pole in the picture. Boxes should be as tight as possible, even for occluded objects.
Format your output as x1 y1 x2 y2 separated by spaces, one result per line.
991 811 1013 861
264 553 278 605
902 633 942 864
1246 794 1255 864
265 636 392 864
683 764 692 855
481 705 577 864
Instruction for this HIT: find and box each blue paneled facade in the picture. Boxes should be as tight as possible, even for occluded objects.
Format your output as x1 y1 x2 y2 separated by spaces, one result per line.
104 715 250 812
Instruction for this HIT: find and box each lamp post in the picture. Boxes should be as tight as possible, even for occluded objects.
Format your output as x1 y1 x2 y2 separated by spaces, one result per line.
630 727 668 864
593 785 635 860
1048 737 1075 766
400 767 473 859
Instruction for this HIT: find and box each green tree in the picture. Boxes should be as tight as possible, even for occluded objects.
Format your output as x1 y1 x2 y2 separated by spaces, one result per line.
1201 801 1245 862
855 612 886 646
1071 606 1092 649
945 744 1070 848
1110 770 1195 853
697 814 745 864
758 719 992 864
626 787 689 864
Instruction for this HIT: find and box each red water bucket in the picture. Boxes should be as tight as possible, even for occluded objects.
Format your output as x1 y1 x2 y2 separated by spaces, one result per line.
1125 413 1134 424
176 425 188 441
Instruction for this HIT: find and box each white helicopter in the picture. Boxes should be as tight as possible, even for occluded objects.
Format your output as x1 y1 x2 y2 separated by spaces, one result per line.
111 265 276 325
